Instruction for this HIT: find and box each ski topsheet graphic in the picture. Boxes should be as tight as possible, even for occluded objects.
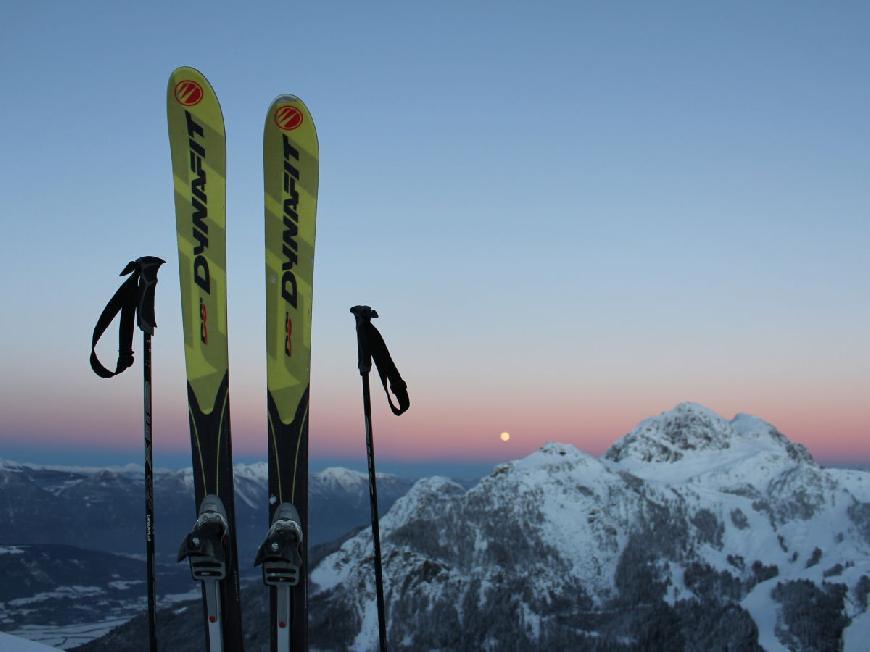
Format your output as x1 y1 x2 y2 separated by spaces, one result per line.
255 95 319 652
167 66 244 652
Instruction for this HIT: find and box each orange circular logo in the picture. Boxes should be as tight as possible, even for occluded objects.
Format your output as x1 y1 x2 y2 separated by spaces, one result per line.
274 106 303 131
174 80 204 106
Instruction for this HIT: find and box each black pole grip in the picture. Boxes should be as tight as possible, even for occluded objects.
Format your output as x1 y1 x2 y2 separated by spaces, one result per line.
350 305 378 375
90 256 165 378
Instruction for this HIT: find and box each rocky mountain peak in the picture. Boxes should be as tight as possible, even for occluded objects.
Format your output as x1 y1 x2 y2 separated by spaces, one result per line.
604 402 736 464
604 402 814 468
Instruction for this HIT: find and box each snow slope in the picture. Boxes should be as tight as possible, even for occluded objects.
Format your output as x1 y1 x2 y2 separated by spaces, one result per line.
0 632 62 651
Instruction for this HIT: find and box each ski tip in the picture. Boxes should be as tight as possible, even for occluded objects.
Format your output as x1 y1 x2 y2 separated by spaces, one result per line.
168 65 209 81
269 93 305 107
166 66 224 123
264 94 318 143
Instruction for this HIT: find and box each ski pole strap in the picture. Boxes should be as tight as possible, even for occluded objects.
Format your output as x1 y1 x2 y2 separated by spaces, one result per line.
351 305 410 416
90 256 165 379
366 321 410 416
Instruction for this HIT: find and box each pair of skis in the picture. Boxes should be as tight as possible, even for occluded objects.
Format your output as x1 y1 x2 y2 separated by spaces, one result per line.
168 66 318 652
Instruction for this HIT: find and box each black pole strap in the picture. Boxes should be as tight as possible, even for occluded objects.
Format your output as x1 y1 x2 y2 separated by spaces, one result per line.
367 322 409 416
350 305 410 416
90 256 165 379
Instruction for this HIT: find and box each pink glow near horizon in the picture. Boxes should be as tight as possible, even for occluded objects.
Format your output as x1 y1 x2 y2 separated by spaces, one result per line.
3 387 867 465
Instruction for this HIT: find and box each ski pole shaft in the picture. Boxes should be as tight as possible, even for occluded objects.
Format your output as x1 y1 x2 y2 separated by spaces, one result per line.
361 370 388 652
143 331 158 652
351 305 390 651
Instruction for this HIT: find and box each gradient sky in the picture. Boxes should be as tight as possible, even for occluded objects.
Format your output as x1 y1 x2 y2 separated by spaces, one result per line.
1 1 868 471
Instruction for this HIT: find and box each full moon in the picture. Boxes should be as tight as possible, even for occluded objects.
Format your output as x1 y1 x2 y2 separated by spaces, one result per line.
500 432 511 442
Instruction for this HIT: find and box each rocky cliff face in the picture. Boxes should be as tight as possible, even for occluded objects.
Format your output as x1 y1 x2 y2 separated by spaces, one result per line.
310 403 870 651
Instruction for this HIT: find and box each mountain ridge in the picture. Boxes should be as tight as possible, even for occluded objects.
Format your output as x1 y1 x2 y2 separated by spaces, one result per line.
311 403 870 651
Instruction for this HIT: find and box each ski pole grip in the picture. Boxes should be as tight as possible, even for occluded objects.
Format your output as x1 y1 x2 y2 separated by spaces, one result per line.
134 256 166 335
350 305 378 375
90 255 164 379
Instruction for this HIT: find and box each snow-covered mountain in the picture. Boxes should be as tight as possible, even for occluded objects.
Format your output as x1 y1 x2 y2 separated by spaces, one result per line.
310 403 870 651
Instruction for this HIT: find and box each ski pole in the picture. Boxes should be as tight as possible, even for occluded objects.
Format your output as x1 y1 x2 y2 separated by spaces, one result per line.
351 306 388 652
350 306 411 652
142 326 157 652
90 256 165 652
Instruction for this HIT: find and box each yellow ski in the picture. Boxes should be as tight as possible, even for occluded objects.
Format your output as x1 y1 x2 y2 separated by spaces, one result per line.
167 66 244 652
256 94 319 652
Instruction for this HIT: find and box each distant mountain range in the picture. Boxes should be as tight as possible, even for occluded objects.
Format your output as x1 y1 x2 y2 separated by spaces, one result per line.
0 461 415 564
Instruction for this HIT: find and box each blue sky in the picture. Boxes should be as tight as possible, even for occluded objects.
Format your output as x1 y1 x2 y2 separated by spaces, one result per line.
1 1 868 471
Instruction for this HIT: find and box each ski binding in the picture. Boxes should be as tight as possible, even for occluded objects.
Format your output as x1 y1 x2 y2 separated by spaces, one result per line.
178 494 229 652
255 502 304 646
